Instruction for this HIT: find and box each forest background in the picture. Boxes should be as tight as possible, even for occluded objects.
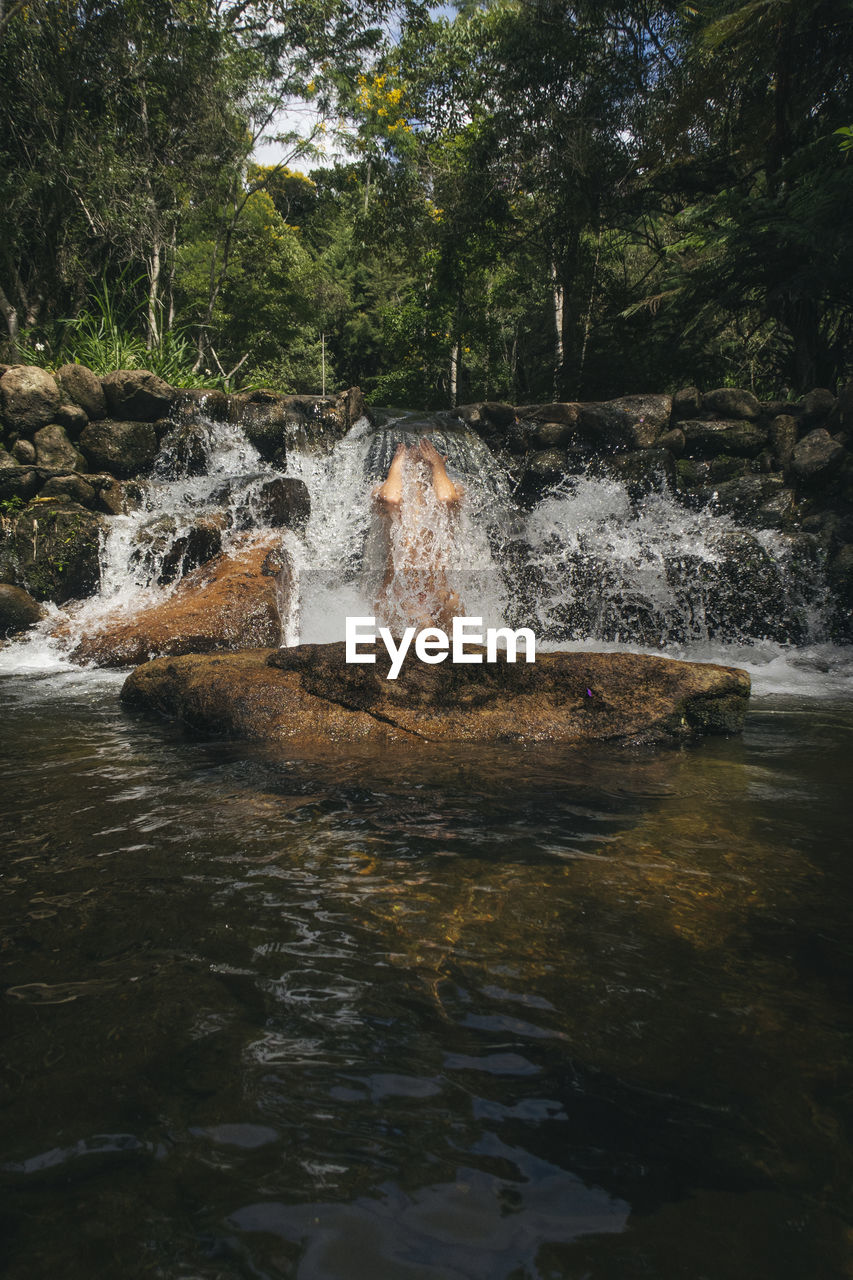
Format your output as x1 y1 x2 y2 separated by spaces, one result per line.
1 0 851 410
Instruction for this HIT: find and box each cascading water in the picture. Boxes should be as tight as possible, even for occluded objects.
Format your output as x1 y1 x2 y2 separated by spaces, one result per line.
1 405 848 695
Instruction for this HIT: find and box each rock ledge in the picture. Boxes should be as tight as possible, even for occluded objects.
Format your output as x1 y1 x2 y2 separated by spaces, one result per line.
121 645 750 746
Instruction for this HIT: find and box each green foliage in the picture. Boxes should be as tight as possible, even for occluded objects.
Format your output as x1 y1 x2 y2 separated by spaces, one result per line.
0 0 850 400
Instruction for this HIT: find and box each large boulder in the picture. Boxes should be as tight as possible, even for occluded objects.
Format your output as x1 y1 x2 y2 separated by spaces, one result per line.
790 428 844 480
799 388 836 425
700 388 761 420
55 363 107 420
0 365 61 434
101 369 176 421
78 419 159 477
681 419 768 458
229 389 359 462
121 645 751 746
33 423 87 471
0 498 105 603
0 583 45 635
578 394 671 450
70 535 288 666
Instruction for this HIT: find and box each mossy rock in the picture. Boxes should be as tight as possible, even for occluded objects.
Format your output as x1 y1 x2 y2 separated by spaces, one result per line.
0 498 106 603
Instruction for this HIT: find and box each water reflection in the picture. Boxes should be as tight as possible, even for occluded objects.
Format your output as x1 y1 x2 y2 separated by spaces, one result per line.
1 676 852 1278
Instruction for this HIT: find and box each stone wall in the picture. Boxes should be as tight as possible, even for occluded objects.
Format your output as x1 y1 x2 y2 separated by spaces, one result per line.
1 361 851 640
457 386 853 639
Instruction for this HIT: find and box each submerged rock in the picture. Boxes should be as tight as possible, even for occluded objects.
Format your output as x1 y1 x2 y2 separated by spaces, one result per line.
71 534 287 666
122 644 751 746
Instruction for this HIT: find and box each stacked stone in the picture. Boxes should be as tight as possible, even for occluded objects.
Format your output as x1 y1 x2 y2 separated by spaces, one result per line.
458 384 853 639
0 364 354 634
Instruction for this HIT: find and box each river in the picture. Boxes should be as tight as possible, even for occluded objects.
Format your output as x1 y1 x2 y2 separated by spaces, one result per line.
1 654 852 1278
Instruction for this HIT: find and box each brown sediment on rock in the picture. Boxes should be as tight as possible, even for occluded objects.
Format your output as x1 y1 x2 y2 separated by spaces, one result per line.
121 649 418 743
121 644 750 746
70 534 287 667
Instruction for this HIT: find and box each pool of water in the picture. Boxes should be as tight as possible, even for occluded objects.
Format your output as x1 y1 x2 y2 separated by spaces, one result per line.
1 669 852 1279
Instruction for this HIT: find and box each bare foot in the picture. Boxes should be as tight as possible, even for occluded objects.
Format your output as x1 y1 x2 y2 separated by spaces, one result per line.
418 437 445 468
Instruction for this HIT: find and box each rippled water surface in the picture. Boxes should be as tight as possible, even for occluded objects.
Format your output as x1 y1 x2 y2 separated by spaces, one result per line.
1 671 852 1279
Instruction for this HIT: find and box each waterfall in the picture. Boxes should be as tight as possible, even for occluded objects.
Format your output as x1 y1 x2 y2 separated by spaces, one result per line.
1 406 847 695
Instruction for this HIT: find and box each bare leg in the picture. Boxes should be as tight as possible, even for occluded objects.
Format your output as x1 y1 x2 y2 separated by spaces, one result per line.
419 437 463 504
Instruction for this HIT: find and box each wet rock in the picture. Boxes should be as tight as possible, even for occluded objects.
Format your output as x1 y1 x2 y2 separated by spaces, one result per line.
696 475 785 520
517 402 579 428
754 487 796 530
33 423 87 471
699 529 816 644
700 387 761 420
790 428 844 480
707 454 750 482
0 582 45 635
578 395 670 450
603 447 676 494
155 422 210 477
91 475 139 516
40 474 97 507
230 390 354 462
682 419 768 458
122 645 750 746
768 415 798 467
827 543 853 640
672 387 702 420
532 420 576 449
456 402 518 433
526 448 567 479
11 438 36 465
675 457 711 490
101 369 176 421
0 447 16 469
157 518 223 585
71 535 285 666
78 419 159 478
256 477 311 532
0 498 105 603
0 365 61 434
657 427 685 457
172 388 230 423
55 363 107 420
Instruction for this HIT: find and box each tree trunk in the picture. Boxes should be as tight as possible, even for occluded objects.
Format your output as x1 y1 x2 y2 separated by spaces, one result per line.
551 260 564 400
0 279 19 358
147 236 162 351
578 227 602 390
449 340 459 408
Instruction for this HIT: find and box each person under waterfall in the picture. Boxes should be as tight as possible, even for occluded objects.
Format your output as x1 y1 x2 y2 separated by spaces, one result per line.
372 437 465 633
